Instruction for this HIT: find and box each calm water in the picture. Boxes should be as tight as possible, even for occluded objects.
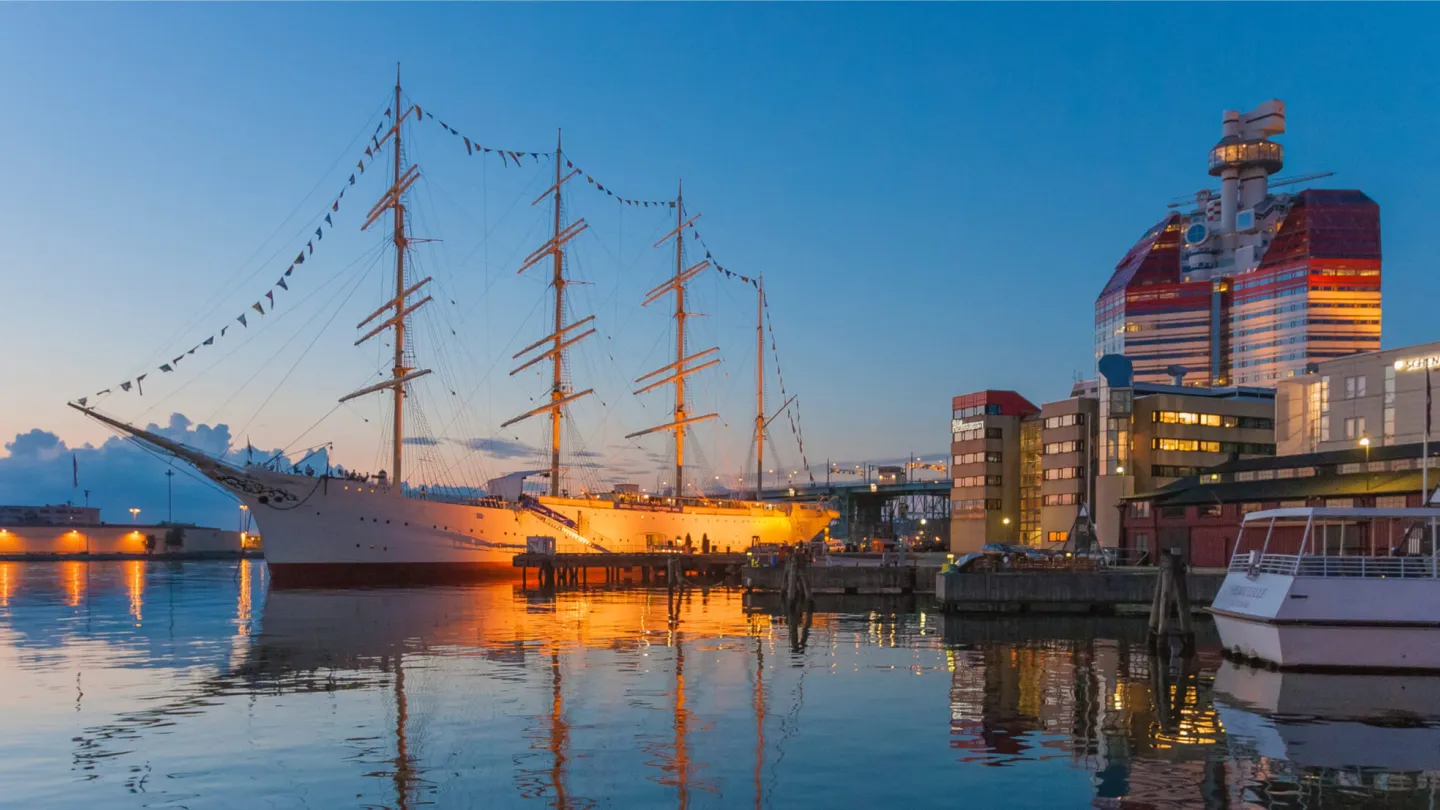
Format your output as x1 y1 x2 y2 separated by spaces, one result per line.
2 562 1439 809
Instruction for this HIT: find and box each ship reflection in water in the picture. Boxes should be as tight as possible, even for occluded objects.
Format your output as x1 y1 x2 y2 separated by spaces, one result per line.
2 562 1440 809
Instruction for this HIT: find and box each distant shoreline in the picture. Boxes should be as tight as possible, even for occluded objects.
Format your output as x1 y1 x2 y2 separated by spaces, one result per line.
0 550 264 562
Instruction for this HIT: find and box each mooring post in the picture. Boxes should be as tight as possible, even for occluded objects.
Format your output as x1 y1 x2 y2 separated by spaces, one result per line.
1171 551 1196 654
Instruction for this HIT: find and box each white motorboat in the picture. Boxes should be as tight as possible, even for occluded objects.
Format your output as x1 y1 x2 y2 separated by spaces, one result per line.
1209 506 1440 670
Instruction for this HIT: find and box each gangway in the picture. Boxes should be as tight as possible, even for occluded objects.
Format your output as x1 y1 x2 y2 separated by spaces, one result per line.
519 496 615 554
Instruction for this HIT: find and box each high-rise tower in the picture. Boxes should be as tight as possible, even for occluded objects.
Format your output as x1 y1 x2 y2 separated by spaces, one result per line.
1095 100 1381 387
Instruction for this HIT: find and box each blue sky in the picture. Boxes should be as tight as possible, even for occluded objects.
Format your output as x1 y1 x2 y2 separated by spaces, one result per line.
4 3 1440 523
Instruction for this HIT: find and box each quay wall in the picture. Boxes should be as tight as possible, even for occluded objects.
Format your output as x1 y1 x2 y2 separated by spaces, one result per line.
0 525 250 557
936 569 1225 612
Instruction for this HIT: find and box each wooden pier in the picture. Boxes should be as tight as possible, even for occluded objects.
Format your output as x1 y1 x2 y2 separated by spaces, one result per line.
512 552 748 589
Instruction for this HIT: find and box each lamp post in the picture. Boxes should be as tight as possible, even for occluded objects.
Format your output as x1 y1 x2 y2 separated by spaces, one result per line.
239 504 249 532
1360 436 1372 492
165 469 175 524
129 507 140 524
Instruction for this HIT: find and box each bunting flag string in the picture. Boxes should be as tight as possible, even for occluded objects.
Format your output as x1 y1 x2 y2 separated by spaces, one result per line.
690 228 759 288
763 298 814 483
562 157 676 209
73 129 374 405
408 103 554 170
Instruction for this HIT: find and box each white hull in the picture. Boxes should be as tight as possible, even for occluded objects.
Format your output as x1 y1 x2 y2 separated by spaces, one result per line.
1214 661 1440 770
213 467 833 585
1211 569 1440 670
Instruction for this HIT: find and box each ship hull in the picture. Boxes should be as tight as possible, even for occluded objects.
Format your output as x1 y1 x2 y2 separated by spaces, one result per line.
221 469 835 587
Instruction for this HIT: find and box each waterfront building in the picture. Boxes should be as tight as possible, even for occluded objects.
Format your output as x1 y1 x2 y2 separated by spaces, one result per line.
1095 100 1382 388
950 357 1275 554
1120 441 1439 568
1275 340 1440 454
0 504 100 526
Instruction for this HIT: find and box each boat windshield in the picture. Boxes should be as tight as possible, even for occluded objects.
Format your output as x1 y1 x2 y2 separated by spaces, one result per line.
1229 507 1440 573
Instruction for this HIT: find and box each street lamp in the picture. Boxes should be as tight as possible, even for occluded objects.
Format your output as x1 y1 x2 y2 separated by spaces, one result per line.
1361 436 1372 491
1116 465 1125 475
129 507 140 523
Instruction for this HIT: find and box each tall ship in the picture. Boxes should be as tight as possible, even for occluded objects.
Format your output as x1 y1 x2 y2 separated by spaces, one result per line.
72 70 835 585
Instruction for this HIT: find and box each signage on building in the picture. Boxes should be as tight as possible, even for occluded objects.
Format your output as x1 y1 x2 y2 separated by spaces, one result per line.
1394 355 1440 372
951 419 984 435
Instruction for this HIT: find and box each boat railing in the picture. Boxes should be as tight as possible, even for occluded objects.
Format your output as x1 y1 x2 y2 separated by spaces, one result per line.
1230 551 1438 578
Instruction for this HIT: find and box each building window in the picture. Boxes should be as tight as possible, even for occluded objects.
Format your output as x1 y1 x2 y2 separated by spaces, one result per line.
955 475 1005 488
1043 440 1085 455
1376 495 1408 509
1338 462 1363 474
1042 467 1083 481
1344 375 1367 399
1046 531 1068 543
1344 416 1367 440
1326 497 1354 508
1391 459 1413 471
1368 461 1386 472
1042 493 1078 506
1235 471 1255 482
1384 366 1396 446
1240 503 1263 514
1200 504 1222 517
1152 411 1274 430
955 451 1004 465
1160 506 1187 519
1152 438 1221 453
1043 413 1085 429
954 404 1003 419
1131 502 1151 518
986 428 1003 440
1255 469 1275 481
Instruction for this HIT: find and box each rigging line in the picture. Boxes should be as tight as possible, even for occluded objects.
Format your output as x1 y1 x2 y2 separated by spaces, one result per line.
202 245 387 436
132 96 390 379
234 249 382 441
140 238 391 424
281 402 347 457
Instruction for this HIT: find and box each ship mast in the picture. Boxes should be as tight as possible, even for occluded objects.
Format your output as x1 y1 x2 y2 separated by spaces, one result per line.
340 64 433 492
503 131 594 496
755 274 764 500
626 182 718 498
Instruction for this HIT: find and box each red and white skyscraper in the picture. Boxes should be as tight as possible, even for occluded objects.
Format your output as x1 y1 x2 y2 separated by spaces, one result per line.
1095 100 1382 387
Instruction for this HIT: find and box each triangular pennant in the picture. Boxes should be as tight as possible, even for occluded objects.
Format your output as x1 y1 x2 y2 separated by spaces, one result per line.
325 213 332 226
77 397 88 406
332 200 339 212
439 121 448 130
464 137 472 155
221 326 229 337
285 265 293 276
172 355 184 366
203 336 214 346
277 278 289 290
187 347 197 355
365 146 373 158
425 111 433 119
531 152 539 160
349 174 356 185
414 105 422 119
483 147 492 153
357 160 365 174
296 252 305 265
566 160 573 168
96 388 111 396
315 226 323 241
238 314 248 328
120 381 132 392
266 290 275 307
587 175 594 184
384 107 392 118
252 302 265 315
499 152 508 167
307 240 313 255
135 374 145 394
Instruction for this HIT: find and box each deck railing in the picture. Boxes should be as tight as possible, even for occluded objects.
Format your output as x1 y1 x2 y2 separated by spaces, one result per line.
1229 552 1438 578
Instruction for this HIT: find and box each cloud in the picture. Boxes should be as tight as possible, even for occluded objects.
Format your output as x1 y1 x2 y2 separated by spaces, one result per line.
461 437 534 459
402 436 441 446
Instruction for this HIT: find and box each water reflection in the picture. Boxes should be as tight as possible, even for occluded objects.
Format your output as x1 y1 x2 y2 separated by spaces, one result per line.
2 562 1440 808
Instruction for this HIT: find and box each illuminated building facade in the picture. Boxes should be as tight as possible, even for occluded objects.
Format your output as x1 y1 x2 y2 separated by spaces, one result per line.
1096 100 1382 388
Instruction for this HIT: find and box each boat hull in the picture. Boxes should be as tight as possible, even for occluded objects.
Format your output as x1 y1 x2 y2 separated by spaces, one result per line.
217 469 836 587
1211 569 1440 670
